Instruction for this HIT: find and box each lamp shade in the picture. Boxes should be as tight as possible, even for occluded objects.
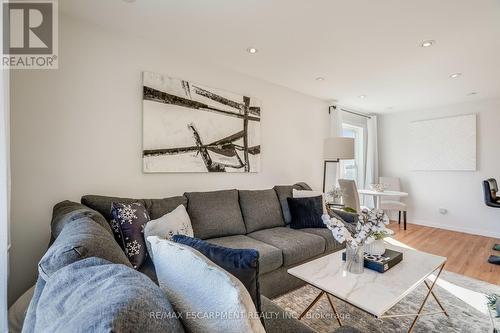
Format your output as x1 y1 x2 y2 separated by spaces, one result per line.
323 137 355 160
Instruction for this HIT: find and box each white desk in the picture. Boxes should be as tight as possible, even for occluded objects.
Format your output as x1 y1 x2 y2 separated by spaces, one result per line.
358 189 408 209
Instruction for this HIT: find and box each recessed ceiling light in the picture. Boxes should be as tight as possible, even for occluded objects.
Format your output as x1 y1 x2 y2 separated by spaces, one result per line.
358 95 366 99
246 47 258 54
449 73 462 79
315 77 325 81
420 40 435 48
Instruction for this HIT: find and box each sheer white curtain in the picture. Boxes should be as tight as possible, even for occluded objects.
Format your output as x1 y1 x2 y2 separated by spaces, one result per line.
330 106 343 137
364 115 379 208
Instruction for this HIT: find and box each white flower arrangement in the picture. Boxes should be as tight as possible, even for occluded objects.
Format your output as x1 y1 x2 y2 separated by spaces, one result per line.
327 186 344 201
321 209 393 248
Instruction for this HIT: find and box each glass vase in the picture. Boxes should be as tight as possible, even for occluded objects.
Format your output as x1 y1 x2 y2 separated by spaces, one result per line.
345 243 364 274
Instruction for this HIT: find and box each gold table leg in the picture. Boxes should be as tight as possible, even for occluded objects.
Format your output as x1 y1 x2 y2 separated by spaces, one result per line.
298 290 343 326
424 280 448 317
327 293 343 326
299 291 325 320
407 263 446 333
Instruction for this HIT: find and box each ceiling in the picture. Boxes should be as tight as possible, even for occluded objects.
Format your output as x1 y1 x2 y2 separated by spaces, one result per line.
61 0 500 113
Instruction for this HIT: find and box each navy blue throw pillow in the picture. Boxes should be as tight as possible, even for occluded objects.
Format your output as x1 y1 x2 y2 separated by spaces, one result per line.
172 235 261 314
111 202 150 269
287 196 325 229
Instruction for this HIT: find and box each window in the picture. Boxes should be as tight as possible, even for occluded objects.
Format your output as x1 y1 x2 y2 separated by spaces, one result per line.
341 123 365 188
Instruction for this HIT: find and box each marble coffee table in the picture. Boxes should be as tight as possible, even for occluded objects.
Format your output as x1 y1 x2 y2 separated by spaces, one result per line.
287 244 447 333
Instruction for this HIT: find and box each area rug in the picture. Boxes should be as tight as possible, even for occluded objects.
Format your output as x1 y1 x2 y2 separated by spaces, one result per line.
273 270 500 333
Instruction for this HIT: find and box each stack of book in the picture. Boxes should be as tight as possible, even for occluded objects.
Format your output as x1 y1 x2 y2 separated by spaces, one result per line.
342 249 403 273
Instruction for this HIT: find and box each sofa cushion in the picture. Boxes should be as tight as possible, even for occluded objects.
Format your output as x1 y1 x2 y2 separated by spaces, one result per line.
8 285 35 333
287 196 325 229
39 218 132 281
248 227 325 266
273 183 313 225
173 235 262 314
111 202 150 269
138 255 158 284
148 236 265 333
300 228 344 252
293 189 328 215
81 195 188 220
144 204 194 257
206 235 283 274
184 189 246 239
239 189 285 233
19 279 45 333
30 257 184 333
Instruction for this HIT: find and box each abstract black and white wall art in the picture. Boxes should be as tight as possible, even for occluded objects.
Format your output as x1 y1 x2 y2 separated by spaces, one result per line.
142 72 261 173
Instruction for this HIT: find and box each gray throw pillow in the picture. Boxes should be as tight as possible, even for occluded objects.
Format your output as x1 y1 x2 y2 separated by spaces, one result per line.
184 189 246 239
239 189 285 233
33 257 184 333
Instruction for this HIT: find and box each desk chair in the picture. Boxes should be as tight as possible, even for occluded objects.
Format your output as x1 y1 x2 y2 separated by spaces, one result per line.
484 178 500 208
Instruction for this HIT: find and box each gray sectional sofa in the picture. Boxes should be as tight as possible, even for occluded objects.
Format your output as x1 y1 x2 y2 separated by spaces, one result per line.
24 183 360 333
81 183 345 298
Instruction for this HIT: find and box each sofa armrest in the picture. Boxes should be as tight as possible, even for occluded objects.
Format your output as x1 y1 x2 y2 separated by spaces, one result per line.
328 208 358 225
50 200 111 245
326 208 359 234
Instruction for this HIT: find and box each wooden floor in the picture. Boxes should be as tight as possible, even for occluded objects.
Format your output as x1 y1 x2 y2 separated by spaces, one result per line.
388 222 500 285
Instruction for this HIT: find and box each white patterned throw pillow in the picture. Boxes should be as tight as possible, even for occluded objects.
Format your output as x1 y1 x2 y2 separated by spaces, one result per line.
147 236 266 333
144 205 193 258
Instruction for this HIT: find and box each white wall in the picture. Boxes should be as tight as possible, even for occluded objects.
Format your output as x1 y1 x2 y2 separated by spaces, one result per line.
379 98 500 238
1 72 9 333
1 0 11 327
8 15 329 304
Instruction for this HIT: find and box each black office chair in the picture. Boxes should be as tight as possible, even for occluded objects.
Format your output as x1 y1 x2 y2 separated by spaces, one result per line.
483 178 500 264
483 178 500 208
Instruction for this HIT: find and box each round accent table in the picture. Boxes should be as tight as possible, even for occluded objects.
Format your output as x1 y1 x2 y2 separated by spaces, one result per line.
357 189 408 210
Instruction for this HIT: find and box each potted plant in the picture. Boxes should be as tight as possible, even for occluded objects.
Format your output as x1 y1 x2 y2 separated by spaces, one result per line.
487 294 500 317
322 209 391 274
487 294 500 331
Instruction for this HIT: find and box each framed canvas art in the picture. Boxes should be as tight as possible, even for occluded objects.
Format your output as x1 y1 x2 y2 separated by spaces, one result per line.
142 72 261 173
409 114 476 171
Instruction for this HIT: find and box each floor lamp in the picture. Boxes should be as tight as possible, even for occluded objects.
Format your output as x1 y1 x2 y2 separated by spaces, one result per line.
323 137 355 193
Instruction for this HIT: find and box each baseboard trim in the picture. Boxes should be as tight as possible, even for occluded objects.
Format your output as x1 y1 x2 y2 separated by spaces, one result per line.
409 219 500 239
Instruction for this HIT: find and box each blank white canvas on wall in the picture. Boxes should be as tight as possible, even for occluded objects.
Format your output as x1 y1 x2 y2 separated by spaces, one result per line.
409 114 476 171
